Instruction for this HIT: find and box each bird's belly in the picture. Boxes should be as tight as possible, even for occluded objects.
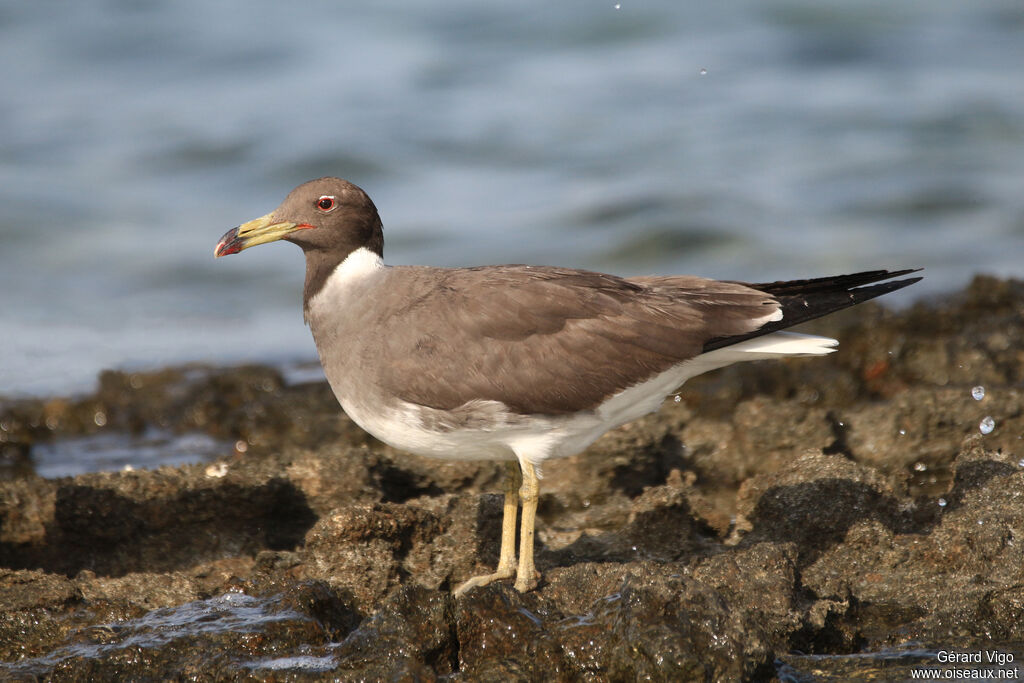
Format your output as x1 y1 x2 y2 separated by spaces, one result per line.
331 384 642 464
338 395 519 461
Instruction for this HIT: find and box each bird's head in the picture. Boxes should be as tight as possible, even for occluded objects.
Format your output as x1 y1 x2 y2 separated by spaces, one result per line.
214 177 383 259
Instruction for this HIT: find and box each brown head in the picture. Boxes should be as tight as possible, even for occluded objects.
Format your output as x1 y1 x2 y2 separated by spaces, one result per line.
215 177 384 303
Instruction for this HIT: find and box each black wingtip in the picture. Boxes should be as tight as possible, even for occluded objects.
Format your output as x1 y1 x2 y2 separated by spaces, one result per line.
746 268 923 296
849 273 923 300
703 268 923 352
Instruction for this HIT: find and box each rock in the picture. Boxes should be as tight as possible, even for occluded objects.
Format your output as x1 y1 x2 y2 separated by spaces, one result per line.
735 450 902 564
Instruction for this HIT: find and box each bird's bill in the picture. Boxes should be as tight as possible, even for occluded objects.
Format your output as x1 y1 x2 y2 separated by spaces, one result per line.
214 213 303 257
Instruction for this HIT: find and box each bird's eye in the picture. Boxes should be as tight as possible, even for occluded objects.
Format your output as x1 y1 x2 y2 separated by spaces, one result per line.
316 196 336 211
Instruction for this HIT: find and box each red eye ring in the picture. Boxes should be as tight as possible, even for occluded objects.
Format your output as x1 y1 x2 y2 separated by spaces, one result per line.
316 195 336 211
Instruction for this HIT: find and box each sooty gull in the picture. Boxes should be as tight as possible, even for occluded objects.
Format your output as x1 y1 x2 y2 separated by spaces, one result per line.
214 177 921 594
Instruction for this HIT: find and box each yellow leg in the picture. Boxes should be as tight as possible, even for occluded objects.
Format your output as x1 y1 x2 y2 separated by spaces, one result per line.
453 461 520 596
513 460 540 592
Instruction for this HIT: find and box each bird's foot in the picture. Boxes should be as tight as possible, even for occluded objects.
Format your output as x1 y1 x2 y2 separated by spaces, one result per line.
513 568 539 593
453 566 516 596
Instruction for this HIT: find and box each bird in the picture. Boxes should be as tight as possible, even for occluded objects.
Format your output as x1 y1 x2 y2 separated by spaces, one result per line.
214 177 920 594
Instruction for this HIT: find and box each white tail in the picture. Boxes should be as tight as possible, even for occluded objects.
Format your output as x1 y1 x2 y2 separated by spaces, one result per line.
680 331 838 379
729 330 838 357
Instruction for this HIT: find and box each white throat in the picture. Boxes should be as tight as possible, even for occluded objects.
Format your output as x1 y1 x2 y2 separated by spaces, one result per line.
332 246 385 281
306 247 385 320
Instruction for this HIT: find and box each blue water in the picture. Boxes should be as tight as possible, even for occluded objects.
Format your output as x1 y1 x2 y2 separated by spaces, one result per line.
30 429 227 478
2 1 1023 396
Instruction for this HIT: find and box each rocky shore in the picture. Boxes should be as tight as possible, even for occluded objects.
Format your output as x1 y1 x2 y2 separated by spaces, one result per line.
2 275 1023 681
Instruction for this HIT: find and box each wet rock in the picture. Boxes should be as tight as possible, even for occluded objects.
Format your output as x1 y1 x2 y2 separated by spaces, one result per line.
0 569 82 663
46 591 333 683
549 568 753 681
302 502 446 611
542 469 720 568
734 450 903 564
333 584 456 679
682 396 836 489
801 437 1024 648
454 585 574 681
841 386 1024 473
5 468 317 577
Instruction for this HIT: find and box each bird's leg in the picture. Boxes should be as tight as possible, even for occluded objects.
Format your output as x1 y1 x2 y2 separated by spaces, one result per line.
495 460 522 576
513 459 540 592
453 461 521 596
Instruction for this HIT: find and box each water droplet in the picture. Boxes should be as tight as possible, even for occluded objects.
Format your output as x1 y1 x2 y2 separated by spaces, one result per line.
898 429 906 436
837 421 845 427
913 462 927 472
1017 459 1024 468
979 416 995 435
938 498 947 507
93 411 107 427
613 2 621 8
122 464 134 472
205 463 229 478
673 395 681 403
978 519 985 526
699 68 707 76
971 386 985 401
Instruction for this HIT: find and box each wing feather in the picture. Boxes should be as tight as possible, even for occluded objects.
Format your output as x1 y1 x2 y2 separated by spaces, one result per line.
375 266 777 415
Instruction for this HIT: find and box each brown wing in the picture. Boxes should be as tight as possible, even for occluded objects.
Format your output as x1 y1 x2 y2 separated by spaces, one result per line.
375 265 778 415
